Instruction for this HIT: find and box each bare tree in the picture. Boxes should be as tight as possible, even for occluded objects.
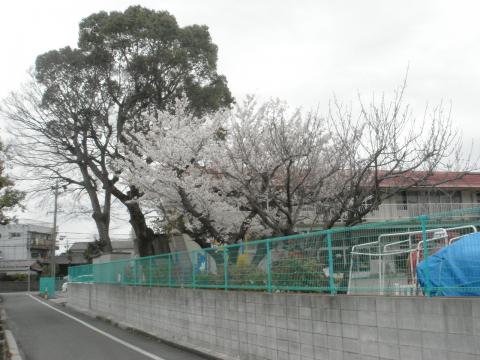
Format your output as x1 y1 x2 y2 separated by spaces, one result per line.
2 72 114 253
215 97 340 235
319 83 471 228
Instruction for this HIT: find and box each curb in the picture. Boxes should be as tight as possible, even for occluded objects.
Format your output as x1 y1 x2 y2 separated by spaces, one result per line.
1 300 23 360
5 331 22 360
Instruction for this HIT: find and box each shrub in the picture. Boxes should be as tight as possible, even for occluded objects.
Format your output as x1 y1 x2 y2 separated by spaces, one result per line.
271 258 328 290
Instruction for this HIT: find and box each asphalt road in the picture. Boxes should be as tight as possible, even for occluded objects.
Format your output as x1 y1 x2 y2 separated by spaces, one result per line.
2 293 208 360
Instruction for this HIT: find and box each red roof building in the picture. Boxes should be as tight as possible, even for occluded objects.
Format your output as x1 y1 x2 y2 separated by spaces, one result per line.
378 171 480 190
366 171 480 221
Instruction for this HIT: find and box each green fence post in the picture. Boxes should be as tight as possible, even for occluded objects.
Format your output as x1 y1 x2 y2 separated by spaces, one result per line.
266 238 272 293
327 231 336 295
168 253 173 287
192 252 197 289
420 215 431 297
120 260 126 286
223 246 228 292
134 259 138 286
149 257 152 287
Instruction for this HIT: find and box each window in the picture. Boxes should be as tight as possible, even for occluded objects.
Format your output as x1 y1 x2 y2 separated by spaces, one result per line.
452 191 461 203
407 191 419 204
9 232 21 238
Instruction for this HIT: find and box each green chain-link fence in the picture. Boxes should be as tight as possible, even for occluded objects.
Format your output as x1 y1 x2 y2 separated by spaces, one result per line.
69 207 480 296
39 277 67 298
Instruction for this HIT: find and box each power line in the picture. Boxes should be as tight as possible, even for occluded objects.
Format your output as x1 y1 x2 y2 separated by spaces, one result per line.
57 231 131 236
0 245 34 248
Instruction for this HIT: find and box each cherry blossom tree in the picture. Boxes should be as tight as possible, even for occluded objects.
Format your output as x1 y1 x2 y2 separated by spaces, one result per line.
122 85 471 245
121 96 338 241
120 98 263 245
212 96 339 236
214 89 469 233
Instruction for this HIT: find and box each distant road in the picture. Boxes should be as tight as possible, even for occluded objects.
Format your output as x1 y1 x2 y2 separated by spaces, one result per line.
2 293 207 360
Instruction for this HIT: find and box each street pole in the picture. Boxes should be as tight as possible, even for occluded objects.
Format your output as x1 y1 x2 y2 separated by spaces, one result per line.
50 181 59 278
27 268 30 292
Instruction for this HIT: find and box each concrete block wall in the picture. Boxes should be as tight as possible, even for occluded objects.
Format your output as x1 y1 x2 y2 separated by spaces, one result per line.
68 284 480 360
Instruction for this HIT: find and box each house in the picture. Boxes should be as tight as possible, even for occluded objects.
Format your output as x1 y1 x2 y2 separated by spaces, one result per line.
66 241 90 257
54 248 89 277
67 239 135 258
54 240 135 274
0 222 55 274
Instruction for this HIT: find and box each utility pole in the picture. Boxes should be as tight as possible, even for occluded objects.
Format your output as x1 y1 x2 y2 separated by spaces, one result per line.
50 181 59 278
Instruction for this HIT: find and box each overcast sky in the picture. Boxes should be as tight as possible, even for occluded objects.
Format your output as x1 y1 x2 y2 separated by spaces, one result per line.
1 0 479 248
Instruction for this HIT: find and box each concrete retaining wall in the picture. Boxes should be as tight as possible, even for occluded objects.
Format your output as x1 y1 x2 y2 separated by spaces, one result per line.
68 283 480 360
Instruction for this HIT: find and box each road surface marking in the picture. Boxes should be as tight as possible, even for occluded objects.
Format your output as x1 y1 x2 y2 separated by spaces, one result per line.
28 295 166 360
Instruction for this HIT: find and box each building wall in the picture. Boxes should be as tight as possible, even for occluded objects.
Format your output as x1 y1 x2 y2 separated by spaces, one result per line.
383 189 480 205
0 224 29 260
0 223 53 264
461 190 479 204
68 283 480 360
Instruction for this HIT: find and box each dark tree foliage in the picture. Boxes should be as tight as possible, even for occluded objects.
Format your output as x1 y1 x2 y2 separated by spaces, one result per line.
0 141 24 224
75 6 233 117
32 6 233 256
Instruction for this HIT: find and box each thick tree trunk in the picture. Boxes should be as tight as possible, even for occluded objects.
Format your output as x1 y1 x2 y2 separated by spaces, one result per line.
153 233 170 254
92 211 112 253
126 201 170 257
234 211 257 243
77 160 113 253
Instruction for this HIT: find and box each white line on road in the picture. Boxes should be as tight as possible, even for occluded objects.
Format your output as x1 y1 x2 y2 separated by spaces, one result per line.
28 295 166 360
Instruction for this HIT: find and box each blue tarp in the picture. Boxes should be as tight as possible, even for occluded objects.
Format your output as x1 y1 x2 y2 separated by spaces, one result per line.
417 232 480 296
